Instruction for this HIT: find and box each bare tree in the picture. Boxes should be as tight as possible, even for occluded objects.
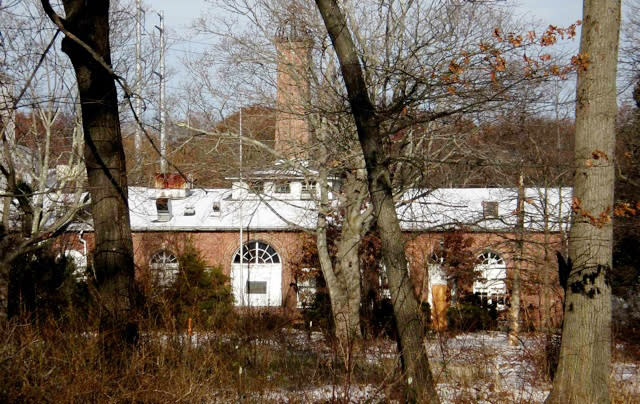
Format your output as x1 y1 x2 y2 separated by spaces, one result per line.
183 1 378 354
314 1 441 401
312 0 585 400
0 1 88 317
40 0 142 356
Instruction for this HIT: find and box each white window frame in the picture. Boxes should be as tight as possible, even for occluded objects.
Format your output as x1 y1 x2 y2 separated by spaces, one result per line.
274 181 291 194
473 251 507 310
150 250 179 286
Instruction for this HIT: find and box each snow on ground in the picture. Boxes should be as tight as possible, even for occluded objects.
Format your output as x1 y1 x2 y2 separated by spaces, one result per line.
288 331 638 403
428 332 639 403
166 330 639 403
428 332 549 403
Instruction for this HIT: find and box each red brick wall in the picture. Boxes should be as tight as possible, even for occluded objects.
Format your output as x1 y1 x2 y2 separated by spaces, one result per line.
405 231 564 328
57 229 564 327
131 231 305 311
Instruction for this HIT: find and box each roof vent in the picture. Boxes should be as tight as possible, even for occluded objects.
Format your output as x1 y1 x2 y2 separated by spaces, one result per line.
210 201 221 217
482 201 499 218
184 205 195 216
156 198 172 222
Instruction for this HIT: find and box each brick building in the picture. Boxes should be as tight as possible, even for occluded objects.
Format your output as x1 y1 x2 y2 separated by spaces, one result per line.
57 21 571 329
59 176 570 328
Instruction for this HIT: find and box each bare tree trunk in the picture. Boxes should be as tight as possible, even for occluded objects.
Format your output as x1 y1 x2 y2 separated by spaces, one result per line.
316 193 362 349
41 0 142 356
546 1 620 402
315 1 439 402
316 125 364 351
332 174 367 344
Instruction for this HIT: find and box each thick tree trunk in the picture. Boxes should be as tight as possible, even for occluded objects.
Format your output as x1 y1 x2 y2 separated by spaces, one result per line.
42 0 141 356
332 196 365 344
546 1 620 402
315 1 439 402
316 219 362 349
316 133 363 351
369 163 438 403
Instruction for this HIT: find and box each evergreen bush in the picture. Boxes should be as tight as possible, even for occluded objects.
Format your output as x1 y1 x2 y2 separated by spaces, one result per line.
151 243 234 331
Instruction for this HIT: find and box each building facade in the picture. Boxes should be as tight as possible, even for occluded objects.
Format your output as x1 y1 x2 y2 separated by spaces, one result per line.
58 175 571 328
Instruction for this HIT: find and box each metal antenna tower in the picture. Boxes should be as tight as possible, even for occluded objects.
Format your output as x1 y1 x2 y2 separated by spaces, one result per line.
134 0 142 153
154 11 167 174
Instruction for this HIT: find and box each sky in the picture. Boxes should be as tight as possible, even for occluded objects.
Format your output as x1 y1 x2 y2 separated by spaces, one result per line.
150 1 583 31
147 0 584 92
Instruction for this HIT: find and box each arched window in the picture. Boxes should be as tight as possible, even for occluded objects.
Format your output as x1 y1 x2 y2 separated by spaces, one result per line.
150 250 179 286
233 241 280 264
473 251 507 309
231 241 282 307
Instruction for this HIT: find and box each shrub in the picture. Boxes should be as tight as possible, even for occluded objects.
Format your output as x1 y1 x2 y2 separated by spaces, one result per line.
369 297 397 339
447 299 498 332
150 243 234 331
7 244 89 323
301 289 332 333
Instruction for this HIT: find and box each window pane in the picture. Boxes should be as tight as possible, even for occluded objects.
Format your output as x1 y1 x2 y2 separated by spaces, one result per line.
246 281 267 294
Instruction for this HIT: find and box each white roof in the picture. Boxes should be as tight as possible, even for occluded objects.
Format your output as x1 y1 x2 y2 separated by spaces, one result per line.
128 187 317 231
125 185 571 233
397 187 572 232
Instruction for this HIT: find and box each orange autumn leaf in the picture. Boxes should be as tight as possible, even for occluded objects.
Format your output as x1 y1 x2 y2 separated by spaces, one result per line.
571 196 582 212
540 25 558 46
508 33 523 47
449 60 464 75
493 28 502 41
571 53 590 72
592 149 609 161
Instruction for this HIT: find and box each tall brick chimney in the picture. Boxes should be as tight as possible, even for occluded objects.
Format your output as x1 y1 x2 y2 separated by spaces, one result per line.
274 18 311 159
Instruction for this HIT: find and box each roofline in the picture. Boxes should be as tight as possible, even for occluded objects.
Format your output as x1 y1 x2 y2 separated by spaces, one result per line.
76 227 566 234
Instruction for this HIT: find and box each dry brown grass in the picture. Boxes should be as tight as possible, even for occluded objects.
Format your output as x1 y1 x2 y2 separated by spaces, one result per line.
0 312 395 403
1 317 638 403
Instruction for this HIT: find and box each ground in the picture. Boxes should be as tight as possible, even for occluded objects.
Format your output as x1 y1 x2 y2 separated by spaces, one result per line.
2 319 638 403
178 329 639 403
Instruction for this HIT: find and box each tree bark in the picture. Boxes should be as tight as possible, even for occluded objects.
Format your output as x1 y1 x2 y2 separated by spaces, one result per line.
41 0 142 356
332 174 367 344
546 1 620 402
315 1 439 402
316 125 364 352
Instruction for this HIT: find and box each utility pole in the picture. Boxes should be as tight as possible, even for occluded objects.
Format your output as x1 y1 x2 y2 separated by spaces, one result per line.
134 0 142 153
0 77 15 319
509 172 525 346
154 11 167 174
0 77 15 231
238 108 244 306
